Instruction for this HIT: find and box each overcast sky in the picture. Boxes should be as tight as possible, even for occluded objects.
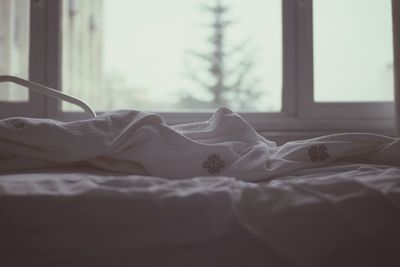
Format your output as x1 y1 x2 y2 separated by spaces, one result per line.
102 0 393 111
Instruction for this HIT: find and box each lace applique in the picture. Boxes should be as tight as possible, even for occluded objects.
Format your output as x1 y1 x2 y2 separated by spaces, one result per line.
308 145 330 161
203 154 225 174
3 118 27 128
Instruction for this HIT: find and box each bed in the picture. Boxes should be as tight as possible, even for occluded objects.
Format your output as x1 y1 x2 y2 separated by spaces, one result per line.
1 107 400 267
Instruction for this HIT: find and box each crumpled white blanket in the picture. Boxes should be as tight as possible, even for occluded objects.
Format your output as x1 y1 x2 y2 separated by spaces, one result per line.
1 165 400 267
1 107 399 181
237 164 400 267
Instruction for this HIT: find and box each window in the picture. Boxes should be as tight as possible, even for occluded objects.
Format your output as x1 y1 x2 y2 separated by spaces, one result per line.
0 0 398 139
0 0 61 118
0 0 30 102
297 0 394 122
313 0 393 103
61 0 282 112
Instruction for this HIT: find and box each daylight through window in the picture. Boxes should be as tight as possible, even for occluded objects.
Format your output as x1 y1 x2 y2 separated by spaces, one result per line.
61 0 283 112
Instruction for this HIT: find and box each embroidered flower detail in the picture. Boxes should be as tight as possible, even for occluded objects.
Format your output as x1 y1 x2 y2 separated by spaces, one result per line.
308 145 330 161
202 154 225 174
5 119 26 128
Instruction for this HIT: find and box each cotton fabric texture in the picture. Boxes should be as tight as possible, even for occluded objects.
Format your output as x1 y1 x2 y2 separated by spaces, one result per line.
1 108 399 181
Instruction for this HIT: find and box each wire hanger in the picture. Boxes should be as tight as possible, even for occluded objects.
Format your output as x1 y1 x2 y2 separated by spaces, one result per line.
0 75 96 118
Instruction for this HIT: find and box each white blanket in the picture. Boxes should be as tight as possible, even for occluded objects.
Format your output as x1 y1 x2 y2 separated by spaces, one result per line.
238 164 400 267
1 108 399 181
0 166 399 267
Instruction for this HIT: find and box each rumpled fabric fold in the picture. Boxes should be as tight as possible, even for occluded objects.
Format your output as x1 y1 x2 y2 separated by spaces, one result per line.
0 107 399 181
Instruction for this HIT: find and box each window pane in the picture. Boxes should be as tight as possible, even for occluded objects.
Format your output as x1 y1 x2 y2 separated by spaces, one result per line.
0 0 30 102
62 0 282 112
313 0 394 102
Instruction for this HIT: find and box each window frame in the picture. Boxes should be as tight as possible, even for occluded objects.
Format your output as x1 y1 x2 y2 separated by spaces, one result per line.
297 0 395 120
0 0 397 140
0 0 61 118
159 0 395 136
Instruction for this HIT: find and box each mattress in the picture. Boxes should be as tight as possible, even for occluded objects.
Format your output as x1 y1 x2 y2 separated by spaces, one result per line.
0 168 289 267
1 164 400 267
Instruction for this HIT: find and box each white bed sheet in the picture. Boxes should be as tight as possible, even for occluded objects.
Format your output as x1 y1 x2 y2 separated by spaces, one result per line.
0 168 288 267
239 163 400 267
3 108 400 183
1 164 400 267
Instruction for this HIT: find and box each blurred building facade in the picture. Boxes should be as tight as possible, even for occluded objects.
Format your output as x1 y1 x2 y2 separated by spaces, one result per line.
62 0 107 110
